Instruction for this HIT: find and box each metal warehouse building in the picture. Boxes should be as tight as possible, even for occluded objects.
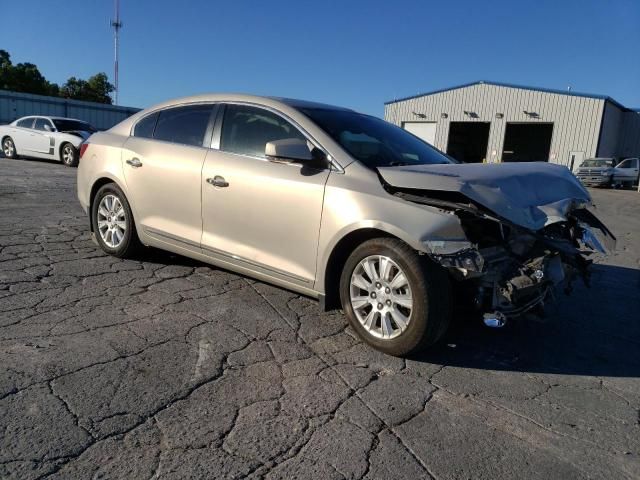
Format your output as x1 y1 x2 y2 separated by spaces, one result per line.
385 81 640 171
0 90 140 131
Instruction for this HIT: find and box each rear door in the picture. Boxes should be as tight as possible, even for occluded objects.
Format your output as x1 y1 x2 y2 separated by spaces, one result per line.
11 118 35 152
122 104 216 247
201 103 330 285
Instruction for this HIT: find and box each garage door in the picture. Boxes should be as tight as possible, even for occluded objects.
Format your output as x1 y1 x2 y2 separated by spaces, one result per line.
403 122 437 146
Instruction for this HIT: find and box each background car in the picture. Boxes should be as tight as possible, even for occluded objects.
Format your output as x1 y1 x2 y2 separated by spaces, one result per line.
0 115 96 167
575 157 616 187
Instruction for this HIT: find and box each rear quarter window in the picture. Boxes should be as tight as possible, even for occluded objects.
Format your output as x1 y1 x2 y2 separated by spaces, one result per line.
16 118 33 128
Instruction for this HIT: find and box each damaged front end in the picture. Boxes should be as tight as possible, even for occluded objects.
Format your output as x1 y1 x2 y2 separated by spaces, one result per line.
394 189 616 327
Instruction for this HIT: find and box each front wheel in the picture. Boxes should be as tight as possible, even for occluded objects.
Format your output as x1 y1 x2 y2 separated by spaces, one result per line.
61 143 78 167
2 137 18 159
339 238 451 356
91 183 142 258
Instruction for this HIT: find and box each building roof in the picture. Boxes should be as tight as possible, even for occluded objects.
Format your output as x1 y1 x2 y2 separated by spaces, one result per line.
384 80 633 111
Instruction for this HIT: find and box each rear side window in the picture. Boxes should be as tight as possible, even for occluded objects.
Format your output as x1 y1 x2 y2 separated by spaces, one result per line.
153 105 212 147
220 104 306 158
17 118 33 128
133 113 158 139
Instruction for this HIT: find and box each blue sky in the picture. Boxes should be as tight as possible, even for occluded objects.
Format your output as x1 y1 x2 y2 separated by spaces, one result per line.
3 0 639 115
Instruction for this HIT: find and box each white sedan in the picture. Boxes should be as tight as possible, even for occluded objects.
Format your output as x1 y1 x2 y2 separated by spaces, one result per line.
0 116 96 167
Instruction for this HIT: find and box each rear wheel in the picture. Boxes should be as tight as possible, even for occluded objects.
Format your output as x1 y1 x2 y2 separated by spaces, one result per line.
61 143 78 167
339 238 451 356
91 183 142 258
2 137 17 159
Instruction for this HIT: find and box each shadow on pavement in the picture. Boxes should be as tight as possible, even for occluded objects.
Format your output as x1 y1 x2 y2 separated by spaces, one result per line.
119 244 640 379
416 263 640 378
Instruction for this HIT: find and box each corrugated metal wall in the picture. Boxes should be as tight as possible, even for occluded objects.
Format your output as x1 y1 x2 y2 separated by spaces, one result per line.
0 90 140 130
384 83 606 167
597 102 624 157
618 111 640 158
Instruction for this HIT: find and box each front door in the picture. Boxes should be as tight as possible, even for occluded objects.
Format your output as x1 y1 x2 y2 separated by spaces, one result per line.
614 158 639 184
122 104 214 247
32 118 55 155
201 104 330 285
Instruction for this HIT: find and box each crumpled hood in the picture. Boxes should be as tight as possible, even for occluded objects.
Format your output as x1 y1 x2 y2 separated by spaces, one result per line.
378 162 591 230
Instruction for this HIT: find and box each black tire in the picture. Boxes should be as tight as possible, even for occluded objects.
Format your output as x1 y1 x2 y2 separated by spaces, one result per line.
91 183 142 258
2 137 18 159
339 237 451 356
61 143 79 167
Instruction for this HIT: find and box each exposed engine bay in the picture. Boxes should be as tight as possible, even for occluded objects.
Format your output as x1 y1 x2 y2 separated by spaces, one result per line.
391 187 616 327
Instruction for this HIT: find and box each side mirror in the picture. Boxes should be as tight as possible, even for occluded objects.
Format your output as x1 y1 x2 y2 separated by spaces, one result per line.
265 138 313 162
44 124 53 132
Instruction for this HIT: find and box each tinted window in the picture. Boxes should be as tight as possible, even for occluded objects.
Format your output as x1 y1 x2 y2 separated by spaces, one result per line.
581 159 613 168
34 118 52 131
133 113 158 139
52 119 96 133
153 105 212 147
16 118 33 128
300 108 453 168
220 105 306 158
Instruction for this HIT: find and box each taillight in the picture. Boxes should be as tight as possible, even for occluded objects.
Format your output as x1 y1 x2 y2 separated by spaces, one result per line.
79 142 89 159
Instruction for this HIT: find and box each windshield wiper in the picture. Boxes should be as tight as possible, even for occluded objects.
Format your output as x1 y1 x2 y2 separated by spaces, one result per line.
385 161 412 167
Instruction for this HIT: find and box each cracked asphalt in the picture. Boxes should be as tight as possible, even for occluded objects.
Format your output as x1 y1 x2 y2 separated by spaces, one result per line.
1 156 639 479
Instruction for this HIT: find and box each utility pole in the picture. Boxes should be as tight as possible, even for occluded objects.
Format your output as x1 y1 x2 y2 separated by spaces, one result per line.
110 0 123 105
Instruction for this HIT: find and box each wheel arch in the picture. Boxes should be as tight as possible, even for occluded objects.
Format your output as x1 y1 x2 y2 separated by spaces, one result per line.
321 227 407 311
58 141 74 161
1 135 15 152
88 176 128 232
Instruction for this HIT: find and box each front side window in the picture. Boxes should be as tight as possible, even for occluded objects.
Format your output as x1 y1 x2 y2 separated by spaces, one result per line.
34 118 52 131
133 112 158 139
220 104 306 158
153 105 212 147
617 159 631 169
16 118 33 128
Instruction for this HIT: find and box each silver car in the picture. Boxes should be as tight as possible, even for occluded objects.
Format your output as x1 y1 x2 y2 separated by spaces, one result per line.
77 94 615 356
575 158 616 187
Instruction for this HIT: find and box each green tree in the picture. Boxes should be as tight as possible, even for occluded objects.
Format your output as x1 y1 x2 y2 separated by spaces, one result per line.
0 49 59 95
1 50 113 104
60 72 113 104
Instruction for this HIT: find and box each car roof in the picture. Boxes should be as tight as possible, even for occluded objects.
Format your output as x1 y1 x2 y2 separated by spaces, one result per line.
18 115 86 122
269 96 353 111
109 93 356 136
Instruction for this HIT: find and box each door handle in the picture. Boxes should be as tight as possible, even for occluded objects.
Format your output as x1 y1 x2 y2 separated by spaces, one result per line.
126 158 143 168
206 175 229 187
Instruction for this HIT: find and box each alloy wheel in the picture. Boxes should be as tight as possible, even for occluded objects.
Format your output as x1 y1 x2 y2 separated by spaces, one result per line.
97 194 127 248
62 145 75 164
349 255 413 339
3 139 15 157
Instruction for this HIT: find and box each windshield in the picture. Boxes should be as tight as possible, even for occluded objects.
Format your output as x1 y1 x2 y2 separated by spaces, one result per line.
299 108 453 168
580 159 613 168
52 119 96 133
